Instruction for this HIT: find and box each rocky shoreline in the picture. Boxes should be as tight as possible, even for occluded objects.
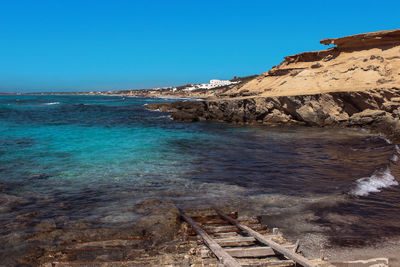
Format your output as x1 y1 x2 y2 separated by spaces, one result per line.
147 88 400 143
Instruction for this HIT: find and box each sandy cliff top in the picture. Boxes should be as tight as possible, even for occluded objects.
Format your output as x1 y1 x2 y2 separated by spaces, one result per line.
223 29 400 98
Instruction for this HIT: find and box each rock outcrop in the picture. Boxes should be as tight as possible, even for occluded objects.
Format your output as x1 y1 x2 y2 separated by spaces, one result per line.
320 29 400 50
149 29 400 142
148 88 400 143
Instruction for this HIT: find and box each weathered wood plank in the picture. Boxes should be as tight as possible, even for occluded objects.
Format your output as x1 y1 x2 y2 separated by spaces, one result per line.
212 232 241 238
202 243 298 256
189 224 266 235
204 225 240 233
200 219 260 226
214 236 257 246
204 224 266 233
214 236 297 248
199 219 233 225
225 246 276 257
225 245 298 257
188 226 239 236
214 208 318 267
238 260 295 266
178 208 241 267
292 239 300 253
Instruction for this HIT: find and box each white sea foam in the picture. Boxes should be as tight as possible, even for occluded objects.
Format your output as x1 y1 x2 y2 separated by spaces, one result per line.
390 145 400 162
156 96 203 101
42 102 60 105
154 115 170 119
351 167 398 196
383 137 392 144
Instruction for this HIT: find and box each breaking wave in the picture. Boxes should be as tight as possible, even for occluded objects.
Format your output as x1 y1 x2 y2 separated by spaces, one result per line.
351 167 398 196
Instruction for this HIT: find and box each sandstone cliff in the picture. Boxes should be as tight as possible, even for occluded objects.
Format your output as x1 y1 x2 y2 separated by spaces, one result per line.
148 29 400 142
219 29 400 98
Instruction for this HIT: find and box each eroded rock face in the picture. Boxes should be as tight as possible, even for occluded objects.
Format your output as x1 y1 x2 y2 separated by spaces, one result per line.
219 29 400 99
320 29 400 50
147 88 400 143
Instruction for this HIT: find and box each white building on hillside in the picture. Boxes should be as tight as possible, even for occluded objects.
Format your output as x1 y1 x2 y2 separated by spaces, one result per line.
209 79 235 87
183 79 238 91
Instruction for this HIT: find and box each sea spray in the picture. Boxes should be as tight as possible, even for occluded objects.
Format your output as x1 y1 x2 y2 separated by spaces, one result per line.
351 167 398 196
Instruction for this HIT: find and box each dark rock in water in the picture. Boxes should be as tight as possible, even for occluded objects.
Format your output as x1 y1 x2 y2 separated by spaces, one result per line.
15 211 40 221
34 219 57 232
172 110 200 122
132 199 180 244
0 193 27 212
147 88 400 143
30 173 51 180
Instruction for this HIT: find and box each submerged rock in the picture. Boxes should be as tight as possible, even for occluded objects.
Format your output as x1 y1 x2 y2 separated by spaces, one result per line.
0 193 27 212
133 198 180 244
34 219 57 232
0 199 181 266
30 173 51 180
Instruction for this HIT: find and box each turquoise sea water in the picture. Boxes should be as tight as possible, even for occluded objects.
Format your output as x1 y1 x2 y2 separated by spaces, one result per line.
1 95 400 263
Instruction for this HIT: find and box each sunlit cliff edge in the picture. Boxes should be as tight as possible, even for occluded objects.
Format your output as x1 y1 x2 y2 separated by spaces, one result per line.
221 29 400 98
147 29 400 143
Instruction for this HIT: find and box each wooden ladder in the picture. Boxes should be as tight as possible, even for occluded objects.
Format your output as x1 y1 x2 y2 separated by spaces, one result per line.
179 208 319 267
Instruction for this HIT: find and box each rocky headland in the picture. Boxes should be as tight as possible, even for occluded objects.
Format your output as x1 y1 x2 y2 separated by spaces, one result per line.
148 29 400 143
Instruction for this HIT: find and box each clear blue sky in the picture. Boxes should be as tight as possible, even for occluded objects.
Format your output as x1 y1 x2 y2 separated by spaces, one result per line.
1 0 399 92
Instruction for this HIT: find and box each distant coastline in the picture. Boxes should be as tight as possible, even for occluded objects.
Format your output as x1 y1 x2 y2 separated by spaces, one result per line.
0 75 258 99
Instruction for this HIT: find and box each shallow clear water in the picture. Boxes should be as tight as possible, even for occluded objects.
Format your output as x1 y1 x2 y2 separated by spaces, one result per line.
1 95 400 261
